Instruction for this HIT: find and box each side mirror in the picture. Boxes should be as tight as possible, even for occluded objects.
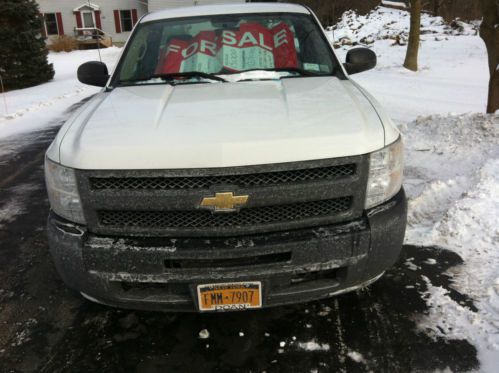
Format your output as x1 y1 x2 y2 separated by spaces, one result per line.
77 61 109 87
344 48 377 75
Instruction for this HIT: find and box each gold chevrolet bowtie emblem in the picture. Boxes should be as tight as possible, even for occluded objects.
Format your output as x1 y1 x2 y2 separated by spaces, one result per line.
200 192 249 212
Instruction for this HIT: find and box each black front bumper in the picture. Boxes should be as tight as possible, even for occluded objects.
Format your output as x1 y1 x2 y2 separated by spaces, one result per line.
47 189 407 312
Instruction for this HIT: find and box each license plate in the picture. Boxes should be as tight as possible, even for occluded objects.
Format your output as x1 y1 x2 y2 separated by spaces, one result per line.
197 282 262 312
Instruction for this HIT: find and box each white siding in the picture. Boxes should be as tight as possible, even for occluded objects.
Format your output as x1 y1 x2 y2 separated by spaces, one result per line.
148 0 247 13
36 0 148 43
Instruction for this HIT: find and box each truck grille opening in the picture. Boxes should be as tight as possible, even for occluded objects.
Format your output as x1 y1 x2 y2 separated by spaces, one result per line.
290 268 341 285
98 197 352 229
118 282 190 296
164 252 291 269
89 164 356 191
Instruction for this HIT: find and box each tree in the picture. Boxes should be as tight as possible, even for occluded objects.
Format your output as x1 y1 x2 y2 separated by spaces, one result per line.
404 0 422 71
0 0 54 91
479 0 499 113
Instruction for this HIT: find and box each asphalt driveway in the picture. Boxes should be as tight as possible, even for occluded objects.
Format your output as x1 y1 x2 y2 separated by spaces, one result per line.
0 109 479 372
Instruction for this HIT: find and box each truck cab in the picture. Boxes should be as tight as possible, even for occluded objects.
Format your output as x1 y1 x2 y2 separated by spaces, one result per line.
45 3 407 312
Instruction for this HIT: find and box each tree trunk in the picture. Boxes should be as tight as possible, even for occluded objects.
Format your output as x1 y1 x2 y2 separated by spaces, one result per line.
479 0 499 113
404 0 422 71
433 0 440 16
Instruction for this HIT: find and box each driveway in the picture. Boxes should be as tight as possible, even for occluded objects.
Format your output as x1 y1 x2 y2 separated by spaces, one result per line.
0 108 479 372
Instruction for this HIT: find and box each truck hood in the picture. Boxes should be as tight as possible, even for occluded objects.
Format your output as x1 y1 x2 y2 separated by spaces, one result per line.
57 77 385 169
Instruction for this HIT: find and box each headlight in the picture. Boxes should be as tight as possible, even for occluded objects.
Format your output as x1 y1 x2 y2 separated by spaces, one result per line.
365 136 404 209
45 158 86 224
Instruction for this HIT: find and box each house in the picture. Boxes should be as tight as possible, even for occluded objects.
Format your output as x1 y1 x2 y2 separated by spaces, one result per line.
36 1 250 46
37 0 147 45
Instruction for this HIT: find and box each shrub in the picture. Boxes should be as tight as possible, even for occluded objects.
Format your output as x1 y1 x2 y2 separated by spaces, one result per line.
48 36 78 52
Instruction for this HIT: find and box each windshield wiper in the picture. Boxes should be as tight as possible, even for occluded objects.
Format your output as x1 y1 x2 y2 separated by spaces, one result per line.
152 72 228 83
116 71 228 87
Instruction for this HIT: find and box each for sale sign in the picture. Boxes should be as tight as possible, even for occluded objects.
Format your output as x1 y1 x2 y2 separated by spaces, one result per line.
155 22 299 74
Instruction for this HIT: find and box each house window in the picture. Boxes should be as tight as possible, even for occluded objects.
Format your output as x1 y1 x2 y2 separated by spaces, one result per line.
120 10 133 32
44 13 58 35
82 11 95 28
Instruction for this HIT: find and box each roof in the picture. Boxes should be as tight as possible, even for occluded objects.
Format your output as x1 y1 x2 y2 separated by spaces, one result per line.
73 2 100 12
142 3 310 23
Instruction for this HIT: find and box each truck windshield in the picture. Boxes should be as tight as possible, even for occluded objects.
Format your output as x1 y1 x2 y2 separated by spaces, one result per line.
114 12 339 86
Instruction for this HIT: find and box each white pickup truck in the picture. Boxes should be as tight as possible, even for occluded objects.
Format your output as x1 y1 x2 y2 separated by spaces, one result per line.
45 3 406 312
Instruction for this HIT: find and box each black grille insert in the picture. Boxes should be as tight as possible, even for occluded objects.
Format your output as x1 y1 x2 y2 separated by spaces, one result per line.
90 164 356 191
164 252 291 269
98 197 352 230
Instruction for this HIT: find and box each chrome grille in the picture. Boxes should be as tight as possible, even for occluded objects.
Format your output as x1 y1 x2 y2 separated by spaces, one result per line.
98 197 352 229
89 164 356 190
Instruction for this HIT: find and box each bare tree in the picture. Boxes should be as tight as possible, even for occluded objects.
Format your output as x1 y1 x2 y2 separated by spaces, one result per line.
404 0 422 71
480 0 499 113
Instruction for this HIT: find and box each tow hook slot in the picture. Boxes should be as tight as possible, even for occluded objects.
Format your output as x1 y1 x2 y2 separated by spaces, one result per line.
54 220 85 236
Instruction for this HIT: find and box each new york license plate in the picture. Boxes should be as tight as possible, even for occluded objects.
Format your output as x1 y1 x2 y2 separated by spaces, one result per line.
197 282 262 312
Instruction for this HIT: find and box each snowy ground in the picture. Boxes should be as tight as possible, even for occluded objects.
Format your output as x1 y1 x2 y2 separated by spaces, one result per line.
0 47 122 139
329 7 498 370
0 5 497 371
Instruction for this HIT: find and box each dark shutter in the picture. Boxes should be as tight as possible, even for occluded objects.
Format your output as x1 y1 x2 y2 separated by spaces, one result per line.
113 10 121 33
131 9 138 26
75 11 82 28
56 12 64 35
95 10 102 29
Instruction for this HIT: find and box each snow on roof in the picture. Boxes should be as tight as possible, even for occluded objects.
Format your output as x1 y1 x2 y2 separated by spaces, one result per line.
73 2 100 12
142 3 310 23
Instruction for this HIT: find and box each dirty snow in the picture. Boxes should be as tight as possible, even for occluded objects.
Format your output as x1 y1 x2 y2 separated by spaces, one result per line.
198 329 210 339
0 184 39 228
297 340 331 352
347 351 365 363
403 115 499 371
329 6 498 370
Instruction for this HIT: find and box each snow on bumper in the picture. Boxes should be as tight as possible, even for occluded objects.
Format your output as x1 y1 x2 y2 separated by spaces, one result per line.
46 189 407 312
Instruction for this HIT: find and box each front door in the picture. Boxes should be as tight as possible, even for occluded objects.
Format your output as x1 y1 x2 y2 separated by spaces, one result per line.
82 11 95 28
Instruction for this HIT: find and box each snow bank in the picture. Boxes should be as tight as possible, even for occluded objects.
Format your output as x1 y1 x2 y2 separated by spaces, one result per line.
327 6 478 47
403 113 499 370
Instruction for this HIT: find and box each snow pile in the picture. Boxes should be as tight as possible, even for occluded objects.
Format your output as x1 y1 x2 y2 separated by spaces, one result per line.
403 113 499 370
327 6 478 47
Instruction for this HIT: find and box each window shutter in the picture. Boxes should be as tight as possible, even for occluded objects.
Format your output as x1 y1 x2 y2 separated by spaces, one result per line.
95 10 102 29
114 10 121 33
75 11 82 28
131 9 138 26
56 12 64 35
